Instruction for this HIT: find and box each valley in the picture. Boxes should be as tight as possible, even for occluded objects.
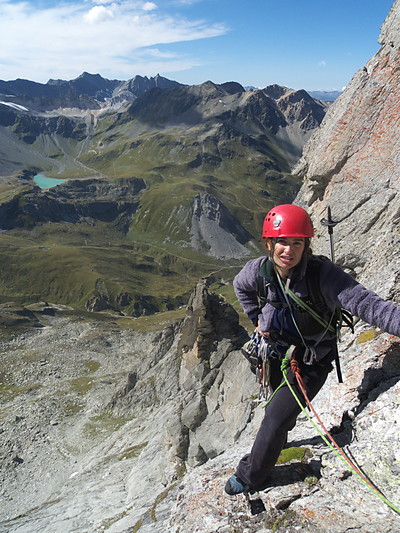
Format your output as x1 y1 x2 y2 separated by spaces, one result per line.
0 77 326 314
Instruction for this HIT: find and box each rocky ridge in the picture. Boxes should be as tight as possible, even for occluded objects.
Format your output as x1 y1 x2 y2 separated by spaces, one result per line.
0 73 181 112
0 77 327 179
0 279 399 533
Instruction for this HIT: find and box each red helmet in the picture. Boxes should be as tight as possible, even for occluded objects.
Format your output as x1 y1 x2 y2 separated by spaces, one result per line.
262 204 314 238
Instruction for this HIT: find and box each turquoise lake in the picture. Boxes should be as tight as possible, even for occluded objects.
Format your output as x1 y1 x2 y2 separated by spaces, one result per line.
34 174 67 189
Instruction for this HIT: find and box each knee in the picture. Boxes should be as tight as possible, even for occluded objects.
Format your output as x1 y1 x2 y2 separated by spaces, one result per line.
261 409 298 435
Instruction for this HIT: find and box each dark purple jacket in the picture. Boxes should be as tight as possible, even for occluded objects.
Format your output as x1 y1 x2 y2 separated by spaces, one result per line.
234 254 400 357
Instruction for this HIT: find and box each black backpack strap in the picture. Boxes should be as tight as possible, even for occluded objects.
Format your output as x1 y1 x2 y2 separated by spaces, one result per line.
305 255 350 383
331 342 343 383
257 271 268 308
307 255 354 332
305 255 330 311
339 309 355 333
257 258 286 309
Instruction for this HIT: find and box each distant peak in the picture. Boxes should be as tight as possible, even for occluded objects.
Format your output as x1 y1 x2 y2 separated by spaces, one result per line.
77 72 104 80
220 81 245 94
262 84 290 99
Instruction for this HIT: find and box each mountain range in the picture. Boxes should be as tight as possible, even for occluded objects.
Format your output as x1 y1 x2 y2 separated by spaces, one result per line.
0 73 328 314
0 72 181 111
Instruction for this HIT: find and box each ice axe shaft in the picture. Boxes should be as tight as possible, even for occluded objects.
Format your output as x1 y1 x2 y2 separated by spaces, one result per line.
321 205 338 263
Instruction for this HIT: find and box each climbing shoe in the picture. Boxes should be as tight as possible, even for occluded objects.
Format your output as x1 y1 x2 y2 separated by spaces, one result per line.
224 474 249 495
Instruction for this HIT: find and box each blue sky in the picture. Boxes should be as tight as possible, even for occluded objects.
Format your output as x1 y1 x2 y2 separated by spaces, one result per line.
0 0 395 90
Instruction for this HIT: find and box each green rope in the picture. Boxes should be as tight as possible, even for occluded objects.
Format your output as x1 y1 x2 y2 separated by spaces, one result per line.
261 379 286 409
261 349 296 409
279 355 400 515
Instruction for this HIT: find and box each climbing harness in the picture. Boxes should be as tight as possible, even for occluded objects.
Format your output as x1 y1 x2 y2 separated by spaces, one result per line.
276 350 400 516
257 255 354 383
275 272 326 366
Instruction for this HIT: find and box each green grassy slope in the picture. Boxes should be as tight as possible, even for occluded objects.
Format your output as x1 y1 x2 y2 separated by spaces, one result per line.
0 84 309 313
0 222 247 315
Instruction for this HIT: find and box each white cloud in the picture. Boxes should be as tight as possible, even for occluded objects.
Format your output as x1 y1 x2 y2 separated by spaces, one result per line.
84 5 115 24
145 48 177 59
142 2 157 11
318 60 327 68
0 0 227 82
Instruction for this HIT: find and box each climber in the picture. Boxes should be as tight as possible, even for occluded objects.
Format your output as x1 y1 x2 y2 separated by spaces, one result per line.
225 203 400 495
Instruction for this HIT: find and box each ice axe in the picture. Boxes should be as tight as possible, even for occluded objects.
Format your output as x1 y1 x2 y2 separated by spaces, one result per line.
321 205 339 263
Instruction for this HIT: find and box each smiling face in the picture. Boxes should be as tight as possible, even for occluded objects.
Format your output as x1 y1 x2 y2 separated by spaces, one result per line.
268 237 306 277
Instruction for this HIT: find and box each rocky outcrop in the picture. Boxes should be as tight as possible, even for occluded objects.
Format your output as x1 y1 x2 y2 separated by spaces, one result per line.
190 193 253 259
107 280 249 469
175 281 249 464
9 113 87 144
0 302 41 328
0 177 145 231
57 177 146 200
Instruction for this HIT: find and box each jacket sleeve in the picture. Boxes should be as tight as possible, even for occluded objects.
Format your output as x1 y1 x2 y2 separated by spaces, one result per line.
233 256 278 331
233 257 265 325
319 260 400 337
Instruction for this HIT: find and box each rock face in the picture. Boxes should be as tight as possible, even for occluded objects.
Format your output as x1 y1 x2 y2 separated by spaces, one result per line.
294 0 400 297
190 193 253 258
0 280 399 533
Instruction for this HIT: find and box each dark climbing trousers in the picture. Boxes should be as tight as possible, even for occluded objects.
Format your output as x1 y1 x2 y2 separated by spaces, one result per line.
235 353 334 491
